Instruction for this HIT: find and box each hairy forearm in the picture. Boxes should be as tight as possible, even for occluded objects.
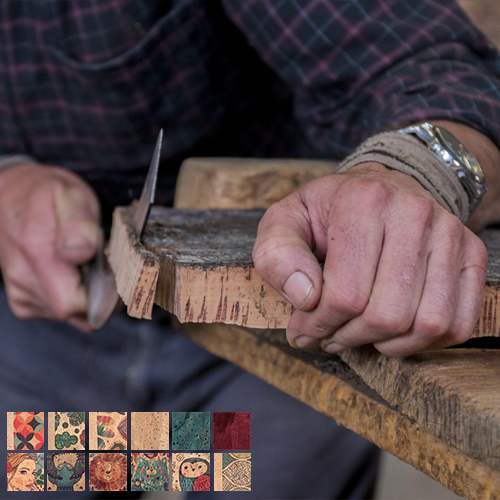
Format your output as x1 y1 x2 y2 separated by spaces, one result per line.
428 120 500 232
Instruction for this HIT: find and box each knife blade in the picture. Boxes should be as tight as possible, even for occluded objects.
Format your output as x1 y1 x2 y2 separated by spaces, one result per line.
85 129 163 329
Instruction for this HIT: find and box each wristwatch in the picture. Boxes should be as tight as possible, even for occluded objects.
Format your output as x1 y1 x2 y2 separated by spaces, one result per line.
397 122 486 217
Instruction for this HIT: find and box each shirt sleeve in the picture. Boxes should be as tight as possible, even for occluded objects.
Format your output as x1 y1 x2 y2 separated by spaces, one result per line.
222 0 500 158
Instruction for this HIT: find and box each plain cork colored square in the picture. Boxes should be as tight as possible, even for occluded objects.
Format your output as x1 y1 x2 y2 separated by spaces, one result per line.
214 453 251 491
131 412 169 450
213 412 251 450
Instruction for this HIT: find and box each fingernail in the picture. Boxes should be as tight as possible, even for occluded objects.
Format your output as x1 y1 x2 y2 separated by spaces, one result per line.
294 336 316 349
63 235 91 249
283 271 313 308
322 342 347 354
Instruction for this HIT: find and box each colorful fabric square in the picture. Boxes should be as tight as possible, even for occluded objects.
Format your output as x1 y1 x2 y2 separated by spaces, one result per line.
6 452 44 491
213 412 251 450
172 453 210 491
131 453 169 491
48 412 85 451
172 412 210 450
214 453 251 492
89 412 127 451
131 412 169 450
89 453 127 491
7 412 44 450
47 452 85 491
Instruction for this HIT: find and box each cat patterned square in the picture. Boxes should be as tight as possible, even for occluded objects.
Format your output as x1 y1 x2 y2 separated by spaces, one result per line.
7 412 44 450
214 453 251 492
213 412 251 450
48 412 85 451
131 412 169 450
172 412 210 450
47 452 85 491
89 453 127 491
6 452 44 491
172 453 210 491
131 453 169 491
89 412 127 451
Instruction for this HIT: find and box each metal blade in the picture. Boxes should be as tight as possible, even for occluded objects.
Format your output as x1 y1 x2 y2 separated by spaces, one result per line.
132 129 163 239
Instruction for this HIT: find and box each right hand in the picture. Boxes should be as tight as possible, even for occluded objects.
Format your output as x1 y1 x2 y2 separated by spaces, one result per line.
0 163 101 331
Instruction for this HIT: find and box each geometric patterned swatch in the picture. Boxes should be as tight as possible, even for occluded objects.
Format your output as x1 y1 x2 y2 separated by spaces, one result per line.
89 412 127 450
131 412 169 450
6 452 44 491
213 412 251 450
214 453 251 492
171 453 210 491
131 453 169 491
46 452 85 491
48 412 85 451
89 453 127 491
172 413 210 450
7 412 44 450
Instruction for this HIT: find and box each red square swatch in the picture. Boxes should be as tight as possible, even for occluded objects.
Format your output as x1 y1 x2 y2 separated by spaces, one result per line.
213 412 251 450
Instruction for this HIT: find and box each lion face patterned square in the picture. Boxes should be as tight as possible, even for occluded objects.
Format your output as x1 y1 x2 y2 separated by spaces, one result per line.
48 412 85 451
6 452 44 491
89 453 127 491
172 453 210 491
89 412 127 451
7 412 44 450
131 453 169 491
214 453 251 492
172 412 210 450
47 452 85 491
213 412 251 450
131 412 169 450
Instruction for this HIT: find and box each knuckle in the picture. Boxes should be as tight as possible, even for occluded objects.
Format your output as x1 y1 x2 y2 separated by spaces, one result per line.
10 303 35 320
365 308 412 334
50 301 74 321
253 235 286 271
347 179 392 207
414 314 450 342
449 326 474 346
404 196 434 223
327 284 369 317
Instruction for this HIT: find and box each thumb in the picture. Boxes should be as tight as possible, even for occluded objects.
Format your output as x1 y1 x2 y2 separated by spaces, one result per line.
253 193 323 311
55 183 101 265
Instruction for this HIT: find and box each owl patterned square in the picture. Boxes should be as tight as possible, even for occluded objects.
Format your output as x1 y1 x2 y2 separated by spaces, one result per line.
172 453 210 491
7 412 44 450
89 453 128 491
172 412 210 450
89 412 128 451
6 452 44 492
48 412 85 451
131 412 169 450
47 452 85 491
131 453 169 491
214 453 251 492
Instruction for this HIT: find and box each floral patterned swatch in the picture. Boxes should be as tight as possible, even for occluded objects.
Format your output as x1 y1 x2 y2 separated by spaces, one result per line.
172 412 210 450
7 412 44 450
6 452 44 491
172 453 210 491
48 412 85 451
213 412 251 450
89 412 127 451
214 453 251 491
47 452 85 491
131 453 169 491
131 412 169 450
89 453 127 491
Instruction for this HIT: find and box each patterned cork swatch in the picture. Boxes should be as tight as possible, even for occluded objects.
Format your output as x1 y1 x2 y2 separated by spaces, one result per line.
48 412 85 451
172 453 210 491
213 412 251 450
131 453 169 491
46 452 85 491
89 453 127 491
7 412 44 450
131 412 169 450
172 412 210 450
214 453 251 491
6 452 44 491
89 412 127 451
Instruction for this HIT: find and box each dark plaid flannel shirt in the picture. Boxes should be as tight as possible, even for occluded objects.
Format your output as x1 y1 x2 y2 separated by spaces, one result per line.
1 0 500 212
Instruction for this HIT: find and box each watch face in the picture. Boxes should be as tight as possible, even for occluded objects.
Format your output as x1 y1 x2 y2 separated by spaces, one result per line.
435 127 484 180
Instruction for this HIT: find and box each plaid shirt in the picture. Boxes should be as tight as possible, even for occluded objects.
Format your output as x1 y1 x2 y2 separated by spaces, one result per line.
1 0 500 212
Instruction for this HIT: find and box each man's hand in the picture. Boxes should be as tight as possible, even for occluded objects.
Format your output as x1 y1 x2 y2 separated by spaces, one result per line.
253 161 488 357
0 164 101 331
